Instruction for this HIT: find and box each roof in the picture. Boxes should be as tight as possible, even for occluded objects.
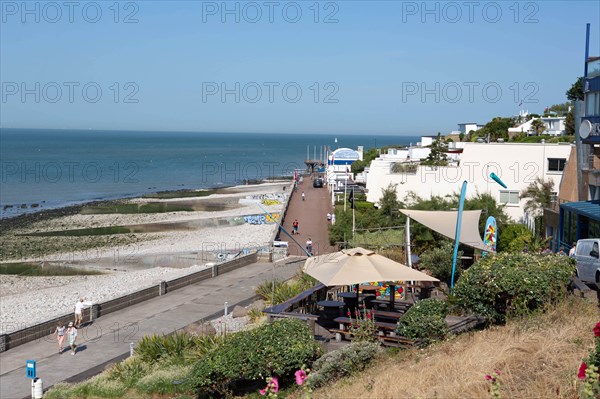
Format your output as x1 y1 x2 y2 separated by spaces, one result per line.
560 200 600 221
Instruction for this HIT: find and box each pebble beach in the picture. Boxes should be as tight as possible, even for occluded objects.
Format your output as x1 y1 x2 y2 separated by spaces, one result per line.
0 182 290 333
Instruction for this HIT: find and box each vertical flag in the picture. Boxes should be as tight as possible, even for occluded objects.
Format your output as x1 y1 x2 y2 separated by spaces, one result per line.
348 188 355 209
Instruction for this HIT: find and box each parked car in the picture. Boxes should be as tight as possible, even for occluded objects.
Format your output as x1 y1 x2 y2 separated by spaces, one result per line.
313 178 324 188
575 238 600 288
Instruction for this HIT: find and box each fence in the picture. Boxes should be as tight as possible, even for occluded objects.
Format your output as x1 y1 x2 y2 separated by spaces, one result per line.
0 252 258 352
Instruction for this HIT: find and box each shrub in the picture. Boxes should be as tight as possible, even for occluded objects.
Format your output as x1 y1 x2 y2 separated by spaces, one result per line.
396 299 449 344
454 252 574 323
309 341 381 388
497 223 533 252
188 318 323 395
135 364 194 395
135 331 220 365
417 241 462 286
106 356 151 388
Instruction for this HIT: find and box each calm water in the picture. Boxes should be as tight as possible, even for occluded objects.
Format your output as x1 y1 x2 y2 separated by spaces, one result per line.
0 129 419 218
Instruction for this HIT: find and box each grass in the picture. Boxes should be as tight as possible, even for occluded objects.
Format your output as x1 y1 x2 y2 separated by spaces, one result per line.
313 296 598 399
0 262 104 276
142 190 216 199
18 226 133 237
81 203 194 214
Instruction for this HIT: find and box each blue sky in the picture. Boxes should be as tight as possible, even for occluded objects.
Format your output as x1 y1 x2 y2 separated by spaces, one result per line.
1 0 599 135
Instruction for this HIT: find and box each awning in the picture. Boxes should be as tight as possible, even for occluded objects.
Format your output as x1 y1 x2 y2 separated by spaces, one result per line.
560 200 600 222
400 209 490 252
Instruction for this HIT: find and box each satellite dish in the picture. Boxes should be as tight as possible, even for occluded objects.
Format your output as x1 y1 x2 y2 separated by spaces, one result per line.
580 119 592 139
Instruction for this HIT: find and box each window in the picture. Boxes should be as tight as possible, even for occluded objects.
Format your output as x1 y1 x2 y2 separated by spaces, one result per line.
548 158 566 172
550 191 558 203
499 190 520 205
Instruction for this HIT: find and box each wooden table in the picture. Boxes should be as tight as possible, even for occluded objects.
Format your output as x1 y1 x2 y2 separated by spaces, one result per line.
316 300 345 319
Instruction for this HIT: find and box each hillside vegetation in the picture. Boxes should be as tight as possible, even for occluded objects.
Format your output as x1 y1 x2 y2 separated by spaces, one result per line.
313 296 598 399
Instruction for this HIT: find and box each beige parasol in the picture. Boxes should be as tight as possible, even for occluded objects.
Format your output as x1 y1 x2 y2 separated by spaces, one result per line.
303 247 439 286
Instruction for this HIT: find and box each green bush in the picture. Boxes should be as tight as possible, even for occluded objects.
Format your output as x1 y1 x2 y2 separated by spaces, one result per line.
417 241 462 286
135 364 194 395
106 356 151 388
309 341 380 388
497 223 533 252
134 331 220 365
188 318 323 396
396 299 449 344
454 252 575 323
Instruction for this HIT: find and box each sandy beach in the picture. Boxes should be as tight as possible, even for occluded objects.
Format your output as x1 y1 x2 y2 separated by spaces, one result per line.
0 181 291 332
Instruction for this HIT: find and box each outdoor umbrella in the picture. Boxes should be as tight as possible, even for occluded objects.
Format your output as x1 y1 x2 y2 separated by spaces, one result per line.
304 247 439 309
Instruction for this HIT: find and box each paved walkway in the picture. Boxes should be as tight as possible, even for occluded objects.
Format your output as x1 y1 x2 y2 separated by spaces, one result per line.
281 176 337 257
0 260 300 399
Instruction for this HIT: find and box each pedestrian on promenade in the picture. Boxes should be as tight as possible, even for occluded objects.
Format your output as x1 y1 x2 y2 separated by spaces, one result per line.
67 322 78 355
292 219 299 235
326 213 331 222
53 321 66 354
558 247 567 256
302 191 305 201
306 238 313 256
74 298 84 328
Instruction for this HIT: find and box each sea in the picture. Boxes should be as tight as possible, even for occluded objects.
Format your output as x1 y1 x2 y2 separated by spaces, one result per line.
0 129 420 219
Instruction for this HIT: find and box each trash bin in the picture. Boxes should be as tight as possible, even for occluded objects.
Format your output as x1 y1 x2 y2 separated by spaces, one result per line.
32 377 43 399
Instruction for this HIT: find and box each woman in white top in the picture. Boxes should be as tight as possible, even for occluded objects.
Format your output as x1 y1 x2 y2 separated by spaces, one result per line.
53 321 66 354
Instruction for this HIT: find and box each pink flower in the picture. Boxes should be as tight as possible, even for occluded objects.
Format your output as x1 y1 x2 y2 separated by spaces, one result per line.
485 374 496 383
366 312 372 319
270 377 279 393
494 369 502 376
578 362 588 380
594 322 600 337
295 369 307 385
259 388 267 396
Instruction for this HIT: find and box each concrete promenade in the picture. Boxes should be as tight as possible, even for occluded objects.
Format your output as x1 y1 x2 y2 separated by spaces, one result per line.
281 176 337 257
0 260 300 399
0 175 338 398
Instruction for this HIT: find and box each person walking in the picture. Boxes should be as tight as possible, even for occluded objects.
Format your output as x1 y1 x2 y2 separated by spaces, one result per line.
53 321 66 354
66 322 78 355
292 219 299 235
74 298 85 328
301 191 305 201
306 238 313 256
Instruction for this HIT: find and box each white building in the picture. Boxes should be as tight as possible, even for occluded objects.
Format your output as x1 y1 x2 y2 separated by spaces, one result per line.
449 122 483 136
366 142 573 222
508 117 566 136
326 147 363 189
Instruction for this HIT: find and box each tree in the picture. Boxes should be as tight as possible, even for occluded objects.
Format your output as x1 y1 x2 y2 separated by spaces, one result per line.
530 119 546 136
379 183 401 225
565 108 575 135
520 177 555 237
475 117 514 141
566 77 584 101
421 133 448 166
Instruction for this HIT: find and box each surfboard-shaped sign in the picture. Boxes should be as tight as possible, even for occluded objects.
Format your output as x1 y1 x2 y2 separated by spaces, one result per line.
482 216 497 256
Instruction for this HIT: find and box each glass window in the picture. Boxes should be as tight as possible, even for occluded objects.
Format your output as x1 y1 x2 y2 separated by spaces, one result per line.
586 92 599 116
590 220 600 239
548 158 566 172
499 190 519 205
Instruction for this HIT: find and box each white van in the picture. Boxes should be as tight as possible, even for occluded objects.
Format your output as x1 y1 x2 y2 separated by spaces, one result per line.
575 238 600 288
